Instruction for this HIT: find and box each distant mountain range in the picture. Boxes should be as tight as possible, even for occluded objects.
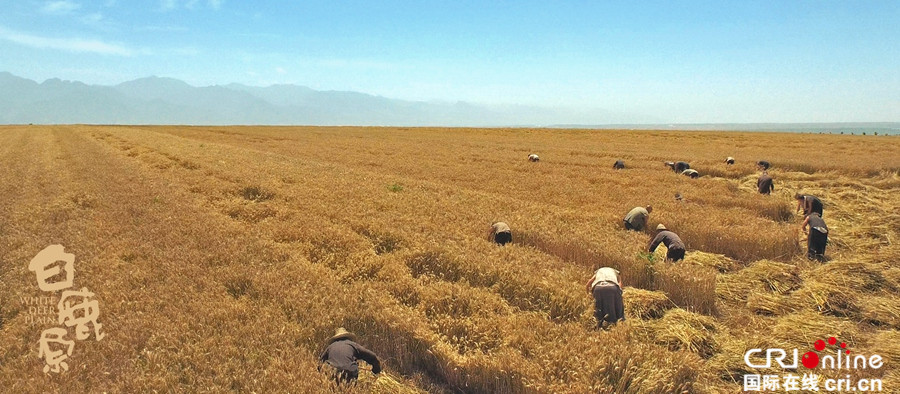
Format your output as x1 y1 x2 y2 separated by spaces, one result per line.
0 72 654 126
553 122 900 135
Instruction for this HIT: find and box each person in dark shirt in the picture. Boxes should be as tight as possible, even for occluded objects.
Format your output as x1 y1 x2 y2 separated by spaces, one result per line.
795 194 824 217
682 169 700 178
665 161 691 173
613 160 625 170
757 160 771 170
802 212 828 261
757 171 774 194
648 224 686 262
724 157 735 165
319 328 382 384
488 222 512 245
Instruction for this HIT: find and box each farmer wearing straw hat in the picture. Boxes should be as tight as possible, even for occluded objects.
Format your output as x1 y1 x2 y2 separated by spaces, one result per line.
528 153 540 162
724 157 735 165
319 327 381 384
585 267 624 328
648 224 686 262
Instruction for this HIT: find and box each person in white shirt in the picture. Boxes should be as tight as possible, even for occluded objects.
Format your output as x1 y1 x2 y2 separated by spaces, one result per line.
585 267 624 328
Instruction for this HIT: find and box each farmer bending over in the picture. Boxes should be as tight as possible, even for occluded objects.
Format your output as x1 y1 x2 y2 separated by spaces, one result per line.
488 221 512 246
648 224 686 262
319 328 381 384
623 205 652 231
585 267 624 328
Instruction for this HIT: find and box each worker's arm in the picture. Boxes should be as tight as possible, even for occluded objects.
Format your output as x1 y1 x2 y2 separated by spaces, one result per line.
648 233 663 252
585 274 596 294
318 349 328 371
487 227 494 241
796 199 803 213
801 216 810 233
354 344 382 374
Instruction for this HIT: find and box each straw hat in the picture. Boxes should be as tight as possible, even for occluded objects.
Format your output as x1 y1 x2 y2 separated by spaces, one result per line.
656 224 667 231
328 327 357 343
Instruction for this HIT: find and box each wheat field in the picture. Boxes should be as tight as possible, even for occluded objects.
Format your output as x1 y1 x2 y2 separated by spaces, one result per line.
0 125 898 393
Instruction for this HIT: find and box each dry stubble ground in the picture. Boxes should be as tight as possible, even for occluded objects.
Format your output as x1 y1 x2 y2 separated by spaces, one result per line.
0 125 898 393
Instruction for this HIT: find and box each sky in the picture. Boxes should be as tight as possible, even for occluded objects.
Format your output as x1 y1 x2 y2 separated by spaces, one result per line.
0 0 898 123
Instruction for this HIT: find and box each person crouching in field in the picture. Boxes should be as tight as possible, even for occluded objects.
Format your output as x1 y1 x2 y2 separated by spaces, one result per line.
648 224 686 262
757 171 774 194
586 267 624 328
623 205 652 231
795 193 824 217
613 160 625 169
528 154 540 162
724 157 735 165
488 222 512 246
319 328 382 384
682 169 700 179
665 161 690 173
757 160 771 170
802 212 828 261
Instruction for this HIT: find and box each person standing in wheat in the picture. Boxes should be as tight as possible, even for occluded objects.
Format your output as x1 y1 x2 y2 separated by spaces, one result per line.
757 171 774 194
319 328 382 384
586 267 625 328
488 221 512 246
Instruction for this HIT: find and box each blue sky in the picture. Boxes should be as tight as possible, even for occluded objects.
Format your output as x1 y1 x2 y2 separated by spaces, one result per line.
1 1 897 123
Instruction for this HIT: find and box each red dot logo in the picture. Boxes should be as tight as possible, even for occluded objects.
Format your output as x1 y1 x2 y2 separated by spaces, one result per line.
814 339 826 351
828 337 837 345
802 352 819 369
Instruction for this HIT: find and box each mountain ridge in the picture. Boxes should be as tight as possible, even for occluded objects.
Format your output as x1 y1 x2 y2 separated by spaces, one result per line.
0 72 654 126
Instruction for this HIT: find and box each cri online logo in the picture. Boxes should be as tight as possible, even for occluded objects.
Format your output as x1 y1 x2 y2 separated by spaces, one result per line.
745 337 884 370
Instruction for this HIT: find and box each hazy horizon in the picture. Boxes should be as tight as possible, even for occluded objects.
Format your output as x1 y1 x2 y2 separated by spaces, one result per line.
1 1 898 123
